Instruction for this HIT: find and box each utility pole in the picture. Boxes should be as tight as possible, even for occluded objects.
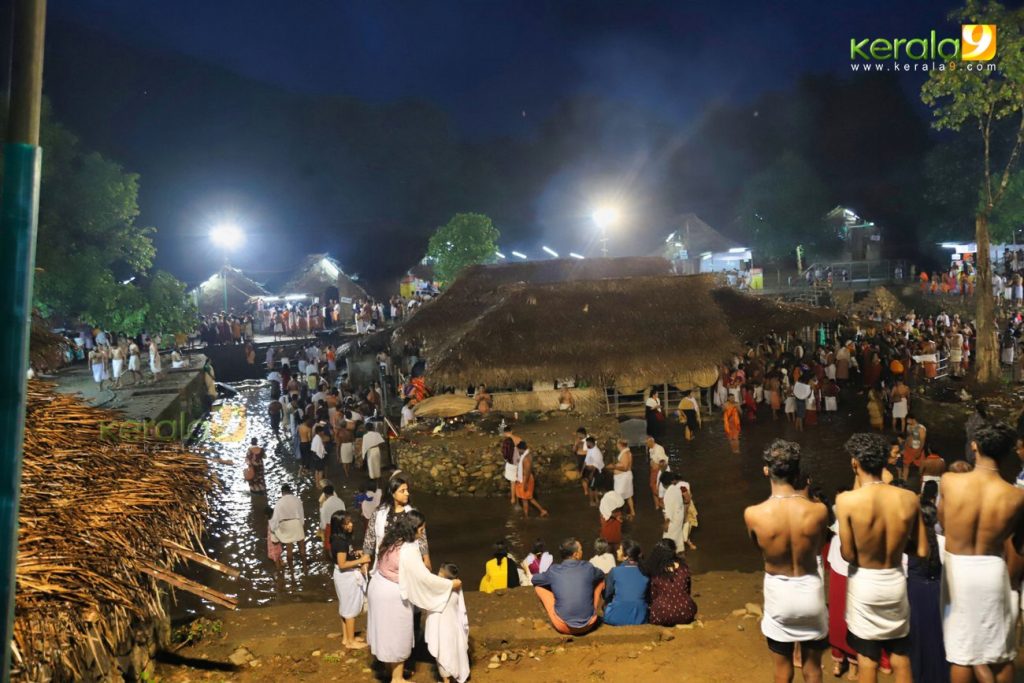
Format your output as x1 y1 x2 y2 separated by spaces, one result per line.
0 0 47 678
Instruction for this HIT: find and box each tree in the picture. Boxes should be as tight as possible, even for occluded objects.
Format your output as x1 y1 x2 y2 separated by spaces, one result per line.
425 213 500 284
921 1 1024 383
142 270 198 336
736 152 833 261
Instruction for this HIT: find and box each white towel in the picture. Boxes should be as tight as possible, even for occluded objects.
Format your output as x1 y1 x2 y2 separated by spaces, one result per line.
846 566 909 640
599 491 625 521
425 590 471 683
760 573 828 642
941 552 1017 666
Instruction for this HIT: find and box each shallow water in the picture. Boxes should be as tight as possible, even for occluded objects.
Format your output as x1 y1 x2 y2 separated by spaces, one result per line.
175 382 972 617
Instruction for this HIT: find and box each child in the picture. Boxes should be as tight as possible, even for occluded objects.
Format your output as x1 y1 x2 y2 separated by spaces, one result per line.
425 563 470 683
356 484 380 532
589 538 616 574
265 506 283 569
329 511 370 649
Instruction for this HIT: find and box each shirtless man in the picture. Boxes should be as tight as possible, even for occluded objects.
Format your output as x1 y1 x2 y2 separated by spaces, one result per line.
110 342 125 388
744 439 828 683
835 433 928 683
939 423 1024 683
127 339 142 385
901 415 927 481
890 379 911 433
919 449 946 494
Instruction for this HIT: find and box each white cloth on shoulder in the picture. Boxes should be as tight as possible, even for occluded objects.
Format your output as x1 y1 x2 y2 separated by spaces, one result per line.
760 573 828 642
941 552 1017 666
845 566 909 640
599 491 625 521
425 588 470 683
398 542 453 612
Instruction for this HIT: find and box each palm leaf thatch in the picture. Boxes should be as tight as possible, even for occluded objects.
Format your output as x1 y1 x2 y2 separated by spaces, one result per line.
279 253 367 301
395 256 673 347
14 382 212 681
191 266 269 316
29 316 69 374
424 276 840 389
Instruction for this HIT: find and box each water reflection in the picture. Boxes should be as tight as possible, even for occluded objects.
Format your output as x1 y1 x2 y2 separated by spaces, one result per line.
180 383 970 615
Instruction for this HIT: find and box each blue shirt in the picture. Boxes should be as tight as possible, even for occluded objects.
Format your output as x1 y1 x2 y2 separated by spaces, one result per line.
603 563 649 626
531 559 605 628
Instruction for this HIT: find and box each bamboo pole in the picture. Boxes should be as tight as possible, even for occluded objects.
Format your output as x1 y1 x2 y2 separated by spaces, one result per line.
139 566 237 610
160 540 240 578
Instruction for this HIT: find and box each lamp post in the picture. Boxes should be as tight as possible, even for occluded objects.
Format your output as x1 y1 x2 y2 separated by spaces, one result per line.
209 223 243 313
592 206 620 257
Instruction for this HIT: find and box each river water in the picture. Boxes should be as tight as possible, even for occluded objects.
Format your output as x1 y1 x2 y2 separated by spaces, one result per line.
176 382 972 618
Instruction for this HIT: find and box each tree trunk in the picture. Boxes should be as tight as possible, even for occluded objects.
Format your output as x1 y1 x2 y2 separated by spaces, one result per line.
974 213 1000 384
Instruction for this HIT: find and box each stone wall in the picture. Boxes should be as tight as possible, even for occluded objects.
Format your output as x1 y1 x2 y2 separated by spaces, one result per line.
396 434 617 498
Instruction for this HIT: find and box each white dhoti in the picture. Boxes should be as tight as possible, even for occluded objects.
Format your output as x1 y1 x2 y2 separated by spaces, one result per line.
503 462 517 482
128 355 140 372
824 396 837 412
367 575 413 663
111 358 124 379
272 519 305 545
91 363 104 383
367 447 382 479
340 442 354 464
333 567 367 619
891 399 908 420
150 357 161 375
846 566 909 641
760 573 828 642
613 471 634 499
941 552 1017 666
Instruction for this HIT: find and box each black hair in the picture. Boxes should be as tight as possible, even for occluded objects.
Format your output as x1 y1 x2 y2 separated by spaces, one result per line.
845 433 888 476
921 480 938 505
531 539 546 555
558 537 581 560
493 539 508 564
593 538 610 555
620 538 642 563
439 562 459 579
762 439 801 485
280 484 293 495
250 437 258 446
919 500 942 578
328 510 354 562
378 509 426 557
577 427 588 435
518 440 528 450
322 484 335 496
974 423 1017 463
585 436 596 445
659 470 679 488
643 538 680 577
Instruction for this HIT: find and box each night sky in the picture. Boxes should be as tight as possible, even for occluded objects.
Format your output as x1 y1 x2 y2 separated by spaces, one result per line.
40 0 972 290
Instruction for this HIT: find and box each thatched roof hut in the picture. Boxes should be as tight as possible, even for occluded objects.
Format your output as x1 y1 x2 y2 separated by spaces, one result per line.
395 256 673 347
279 253 368 302
423 275 838 389
191 266 270 316
708 287 838 341
15 383 213 680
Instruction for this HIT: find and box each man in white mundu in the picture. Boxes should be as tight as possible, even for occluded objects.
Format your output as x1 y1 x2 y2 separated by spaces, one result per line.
835 433 928 683
939 423 1024 683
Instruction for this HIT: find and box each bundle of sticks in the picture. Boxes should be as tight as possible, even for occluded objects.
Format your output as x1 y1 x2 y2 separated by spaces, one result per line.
14 381 215 681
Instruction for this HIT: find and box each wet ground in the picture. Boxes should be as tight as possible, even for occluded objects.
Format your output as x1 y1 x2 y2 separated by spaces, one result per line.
176 381 976 618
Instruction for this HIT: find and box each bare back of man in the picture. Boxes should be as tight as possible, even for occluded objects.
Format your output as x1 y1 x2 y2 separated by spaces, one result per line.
745 439 828 683
939 424 1024 683
835 433 926 683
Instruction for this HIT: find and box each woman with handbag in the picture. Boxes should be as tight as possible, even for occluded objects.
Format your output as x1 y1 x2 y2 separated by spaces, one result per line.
245 437 267 494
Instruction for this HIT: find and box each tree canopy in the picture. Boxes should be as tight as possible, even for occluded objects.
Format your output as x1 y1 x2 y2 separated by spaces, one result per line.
425 213 500 284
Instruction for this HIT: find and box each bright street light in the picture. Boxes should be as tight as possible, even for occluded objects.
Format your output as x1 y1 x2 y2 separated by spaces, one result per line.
569 252 584 260
511 251 527 259
495 250 506 259
542 246 559 258
210 223 244 250
591 205 620 257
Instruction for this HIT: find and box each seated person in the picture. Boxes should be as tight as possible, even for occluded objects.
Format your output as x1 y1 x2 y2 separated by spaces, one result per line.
603 539 648 626
479 539 523 593
598 490 625 549
589 538 616 574
523 540 553 576
645 538 698 626
531 537 605 635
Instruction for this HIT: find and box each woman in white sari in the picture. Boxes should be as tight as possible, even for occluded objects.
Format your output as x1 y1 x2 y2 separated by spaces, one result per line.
367 510 461 682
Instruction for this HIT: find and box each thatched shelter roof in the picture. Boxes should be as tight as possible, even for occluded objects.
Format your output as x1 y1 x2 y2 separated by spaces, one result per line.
395 256 673 347
423 275 839 389
191 266 270 316
15 383 212 680
29 316 69 374
279 253 367 301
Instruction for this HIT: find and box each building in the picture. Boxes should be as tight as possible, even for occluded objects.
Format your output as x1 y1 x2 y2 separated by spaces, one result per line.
662 213 753 278
826 206 882 261
190 266 270 316
277 254 368 304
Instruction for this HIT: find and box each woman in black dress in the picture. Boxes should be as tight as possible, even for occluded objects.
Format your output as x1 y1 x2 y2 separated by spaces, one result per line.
906 496 949 683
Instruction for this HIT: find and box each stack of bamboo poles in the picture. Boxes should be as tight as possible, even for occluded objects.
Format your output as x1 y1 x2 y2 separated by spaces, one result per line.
14 381 214 681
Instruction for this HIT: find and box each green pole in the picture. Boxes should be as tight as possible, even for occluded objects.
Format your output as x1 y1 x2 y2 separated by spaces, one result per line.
1 1 47 678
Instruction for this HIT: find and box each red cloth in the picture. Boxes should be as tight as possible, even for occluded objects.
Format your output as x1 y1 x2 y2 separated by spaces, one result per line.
600 516 622 544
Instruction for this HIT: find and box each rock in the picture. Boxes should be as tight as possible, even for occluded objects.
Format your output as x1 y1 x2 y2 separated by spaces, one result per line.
555 646 565 653
676 623 694 630
326 632 341 639
745 602 763 617
730 608 747 617
248 660 260 668
488 662 501 669
515 617 526 624
737 624 745 631
490 654 500 663
659 630 675 642
500 652 509 662
311 650 321 657
228 647 253 666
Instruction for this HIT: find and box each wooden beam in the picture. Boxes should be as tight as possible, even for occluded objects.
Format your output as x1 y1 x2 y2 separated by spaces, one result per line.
161 539 240 578
140 565 238 610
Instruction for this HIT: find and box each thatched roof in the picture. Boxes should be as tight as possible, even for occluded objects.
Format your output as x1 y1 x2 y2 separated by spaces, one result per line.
423 276 839 389
395 256 673 347
669 213 740 255
29 316 69 373
15 383 212 680
191 266 270 316
279 253 367 301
